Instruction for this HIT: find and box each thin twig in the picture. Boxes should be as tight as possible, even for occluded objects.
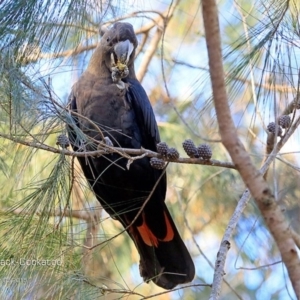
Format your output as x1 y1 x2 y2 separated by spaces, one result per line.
7 207 100 222
172 59 295 94
140 283 210 299
182 200 243 300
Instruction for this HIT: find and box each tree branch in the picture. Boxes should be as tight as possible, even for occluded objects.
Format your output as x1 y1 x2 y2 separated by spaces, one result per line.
213 113 300 299
0 132 236 169
201 0 300 299
136 27 163 82
136 0 180 82
21 7 180 65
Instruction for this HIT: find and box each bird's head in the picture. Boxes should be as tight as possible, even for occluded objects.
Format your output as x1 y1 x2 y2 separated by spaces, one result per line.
101 22 138 81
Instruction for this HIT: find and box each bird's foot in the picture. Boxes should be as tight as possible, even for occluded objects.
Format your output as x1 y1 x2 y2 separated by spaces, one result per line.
111 53 129 84
97 136 114 154
116 80 125 90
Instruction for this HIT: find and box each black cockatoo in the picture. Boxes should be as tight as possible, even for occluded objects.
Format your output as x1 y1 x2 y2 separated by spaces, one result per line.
67 22 195 290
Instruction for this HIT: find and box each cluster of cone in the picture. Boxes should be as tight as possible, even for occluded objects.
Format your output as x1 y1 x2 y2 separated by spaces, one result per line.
267 114 291 137
150 140 212 170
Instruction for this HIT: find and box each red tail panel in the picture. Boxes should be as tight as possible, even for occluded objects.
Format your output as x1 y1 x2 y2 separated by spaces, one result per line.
137 211 174 247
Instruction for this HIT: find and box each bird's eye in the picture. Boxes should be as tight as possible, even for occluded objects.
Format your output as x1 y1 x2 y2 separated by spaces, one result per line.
106 37 110 42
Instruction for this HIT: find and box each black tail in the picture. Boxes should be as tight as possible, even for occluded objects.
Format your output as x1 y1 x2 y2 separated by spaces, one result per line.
126 203 195 289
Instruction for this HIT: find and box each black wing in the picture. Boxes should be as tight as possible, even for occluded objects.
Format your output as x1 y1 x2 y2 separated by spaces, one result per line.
125 78 161 151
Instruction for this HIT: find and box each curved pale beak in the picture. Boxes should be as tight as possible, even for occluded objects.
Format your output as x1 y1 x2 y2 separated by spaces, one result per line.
114 39 134 65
